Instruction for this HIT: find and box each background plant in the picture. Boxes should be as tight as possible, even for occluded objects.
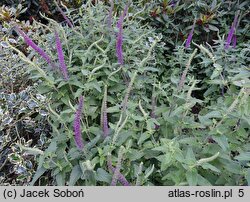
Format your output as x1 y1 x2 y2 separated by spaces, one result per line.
0 26 51 185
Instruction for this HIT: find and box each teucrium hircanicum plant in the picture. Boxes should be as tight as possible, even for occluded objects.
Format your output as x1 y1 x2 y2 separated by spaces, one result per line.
3 1 249 186
11 2 163 185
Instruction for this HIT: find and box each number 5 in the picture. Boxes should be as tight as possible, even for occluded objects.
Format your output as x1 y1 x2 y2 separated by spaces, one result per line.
238 189 244 197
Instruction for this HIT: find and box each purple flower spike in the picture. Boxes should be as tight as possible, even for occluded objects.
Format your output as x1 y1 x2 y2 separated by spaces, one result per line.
116 34 123 65
15 27 53 66
55 30 69 80
73 96 84 150
225 13 238 49
107 155 130 186
116 3 129 30
169 0 176 8
116 4 129 65
56 4 73 28
185 22 195 49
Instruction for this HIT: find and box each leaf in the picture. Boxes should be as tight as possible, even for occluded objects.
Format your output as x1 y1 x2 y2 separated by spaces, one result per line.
221 159 241 174
69 165 82 186
29 167 47 185
57 81 67 88
186 169 198 186
213 135 229 151
18 144 43 155
128 149 144 161
107 106 120 113
138 132 151 145
246 168 250 186
69 79 84 88
234 152 250 161
144 165 155 179
152 145 168 153
85 135 101 150
198 111 222 125
116 131 132 146
96 168 112 183
186 147 196 164
211 0 217 10
85 80 102 92
201 162 221 173
197 174 212 186
156 153 172 171
84 170 97 186
46 140 57 153
74 88 84 99
68 148 82 160
56 172 65 186
208 24 219 32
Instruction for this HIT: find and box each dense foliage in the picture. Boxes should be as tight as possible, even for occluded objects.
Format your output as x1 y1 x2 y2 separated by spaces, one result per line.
0 0 250 186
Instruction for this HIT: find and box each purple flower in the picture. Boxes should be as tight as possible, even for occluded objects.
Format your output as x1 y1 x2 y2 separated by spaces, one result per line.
15 26 53 66
185 22 195 48
116 34 123 65
116 4 129 65
107 155 130 186
55 30 69 80
225 13 238 49
107 0 114 29
169 0 176 8
73 96 84 150
56 4 73 28
117 4 129 29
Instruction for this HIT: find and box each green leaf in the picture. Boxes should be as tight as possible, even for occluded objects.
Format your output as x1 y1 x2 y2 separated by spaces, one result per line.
197 174 212 186
56 172 65 186
96 168 112 183
209 24 219 31
85 135 101 150
69 165 82 186
157 153 172 171
246 169 250 186
234 152 250 161
213 135 229 151
128 149 144 161
46 140 57 153
138 132 151 145
85 80 102 92
107 106 120 113
186 147 196 164
17 144 43 155
29 167 47 186
186 169 198 186
70 79 84 88
144 165 155 179
116 131 132 146
152 145 168 153
221 159 241 174
201 162 221 173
